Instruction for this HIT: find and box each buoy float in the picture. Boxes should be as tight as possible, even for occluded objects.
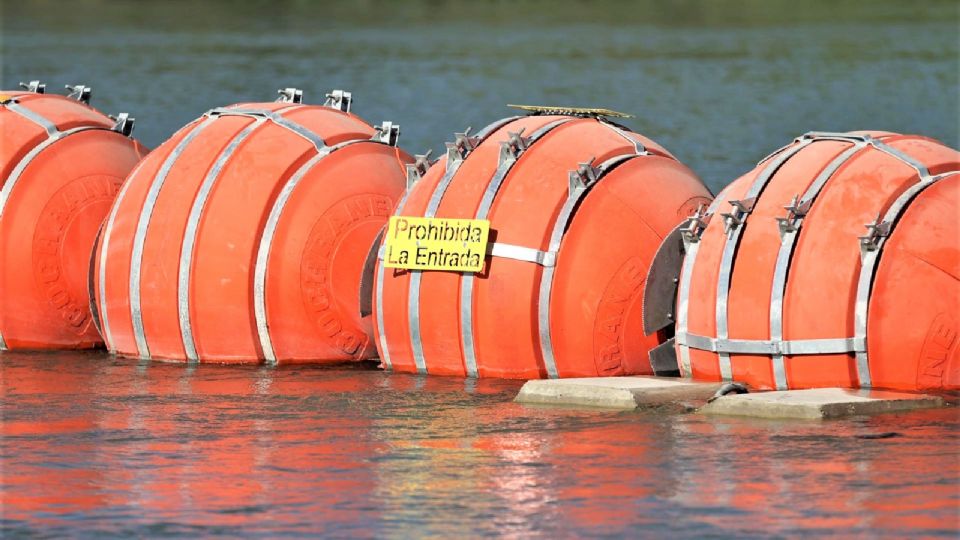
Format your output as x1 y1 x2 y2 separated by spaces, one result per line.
643 131 959 391
0 81 147 351
373 106 712 378
94 88 411 363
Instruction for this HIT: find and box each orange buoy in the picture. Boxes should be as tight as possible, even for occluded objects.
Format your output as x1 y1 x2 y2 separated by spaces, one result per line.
644 131 959 391
0 81 148 351
373 108 712 378
94 88 411 363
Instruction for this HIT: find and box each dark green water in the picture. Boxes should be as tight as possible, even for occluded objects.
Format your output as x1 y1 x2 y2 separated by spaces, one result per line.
2 1 959 537
3 0 958 191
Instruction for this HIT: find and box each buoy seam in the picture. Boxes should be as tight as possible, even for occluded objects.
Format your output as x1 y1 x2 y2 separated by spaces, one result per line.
538 149 648 379
459 117 575 377
768 141 867 389
254 139 393 365
177 118 268 363
128 116 217 359
405 116 524 375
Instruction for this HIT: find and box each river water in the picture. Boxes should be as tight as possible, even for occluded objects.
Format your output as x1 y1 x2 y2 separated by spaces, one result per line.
2 0 959 537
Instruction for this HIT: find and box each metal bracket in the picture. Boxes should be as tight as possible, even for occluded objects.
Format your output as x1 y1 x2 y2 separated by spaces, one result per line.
567 158 600 195
498 128 529 165
372 121 401 146
324 89 352 112
445 128 480 163
775 194 813 238
680 204 710 245
110 113 135 137
276 87 303 103
65 84 92 104
19 80 45 93
859 217 892 257
721 197 756 234
405 149 433 189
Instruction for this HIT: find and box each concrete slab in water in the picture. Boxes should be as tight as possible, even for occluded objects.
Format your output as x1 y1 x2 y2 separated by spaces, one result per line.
515 377 721 410
702 387 945 420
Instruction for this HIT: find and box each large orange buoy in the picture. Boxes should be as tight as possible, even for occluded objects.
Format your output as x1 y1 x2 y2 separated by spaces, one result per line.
0 81 148 351
94 88 411 363
643 131 959 391
373 107 712 378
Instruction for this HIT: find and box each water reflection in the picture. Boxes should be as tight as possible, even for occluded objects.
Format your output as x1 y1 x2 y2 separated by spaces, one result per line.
1 352 957 537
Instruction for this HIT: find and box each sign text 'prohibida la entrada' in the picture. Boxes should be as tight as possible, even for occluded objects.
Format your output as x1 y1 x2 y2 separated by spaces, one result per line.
383 216 490 272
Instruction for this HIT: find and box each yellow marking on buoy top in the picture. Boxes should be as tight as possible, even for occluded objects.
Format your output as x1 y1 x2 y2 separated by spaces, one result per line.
0 95 13 104
507 104 634 118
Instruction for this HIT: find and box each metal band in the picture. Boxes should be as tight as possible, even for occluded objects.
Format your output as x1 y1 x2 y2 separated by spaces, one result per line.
676 192 726 376
407 157 466 373
374 190 415 371
129 117 217 359
488 242 556 266
178 118 267 363
255 141 397 366
853 170 956 387
538 151 646 379
677 331 865 355
599 120 647 154
404 117 524 374
208 106 324 150
98 156 150 353
6 102 58 136
768 141 867 389
713 138 814 380
459 118 573 376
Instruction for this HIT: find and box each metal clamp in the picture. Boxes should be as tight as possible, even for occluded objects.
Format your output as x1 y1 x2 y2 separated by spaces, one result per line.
498 128 529 164
276 87 303 104
721 197 755 234
324 89 352 112
567 159 600 195
110 113 135 137
676 331 866 356
373 121 400 146
858 217 892 256
776 195 813 238
445 128 481 162
680 204 711 245
405 149 433 189
65 84 92 104
19 80 45 93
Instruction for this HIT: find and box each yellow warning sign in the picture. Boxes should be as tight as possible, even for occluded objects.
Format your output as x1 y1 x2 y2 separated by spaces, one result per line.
383 216 490 272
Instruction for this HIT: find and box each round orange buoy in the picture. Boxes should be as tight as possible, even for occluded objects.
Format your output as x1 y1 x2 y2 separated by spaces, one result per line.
94 88 411 363
372 108 712 378
647 131 959 391
0 81 148 351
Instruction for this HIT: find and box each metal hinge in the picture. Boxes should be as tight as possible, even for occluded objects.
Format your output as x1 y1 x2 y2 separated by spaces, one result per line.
324 89 352 112
373 121 400 146
19 80 45 93
110 113 135 137
276 87 303 104
681 203 711 245
65 84 92 104
406 149 433 189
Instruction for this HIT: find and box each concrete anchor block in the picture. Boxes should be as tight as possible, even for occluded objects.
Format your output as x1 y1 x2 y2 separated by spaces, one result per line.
702 387 946 420
515 376 722 410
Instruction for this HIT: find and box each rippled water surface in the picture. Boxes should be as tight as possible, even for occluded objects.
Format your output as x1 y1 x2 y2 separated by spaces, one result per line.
2 1 960 537
2 352 959 538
